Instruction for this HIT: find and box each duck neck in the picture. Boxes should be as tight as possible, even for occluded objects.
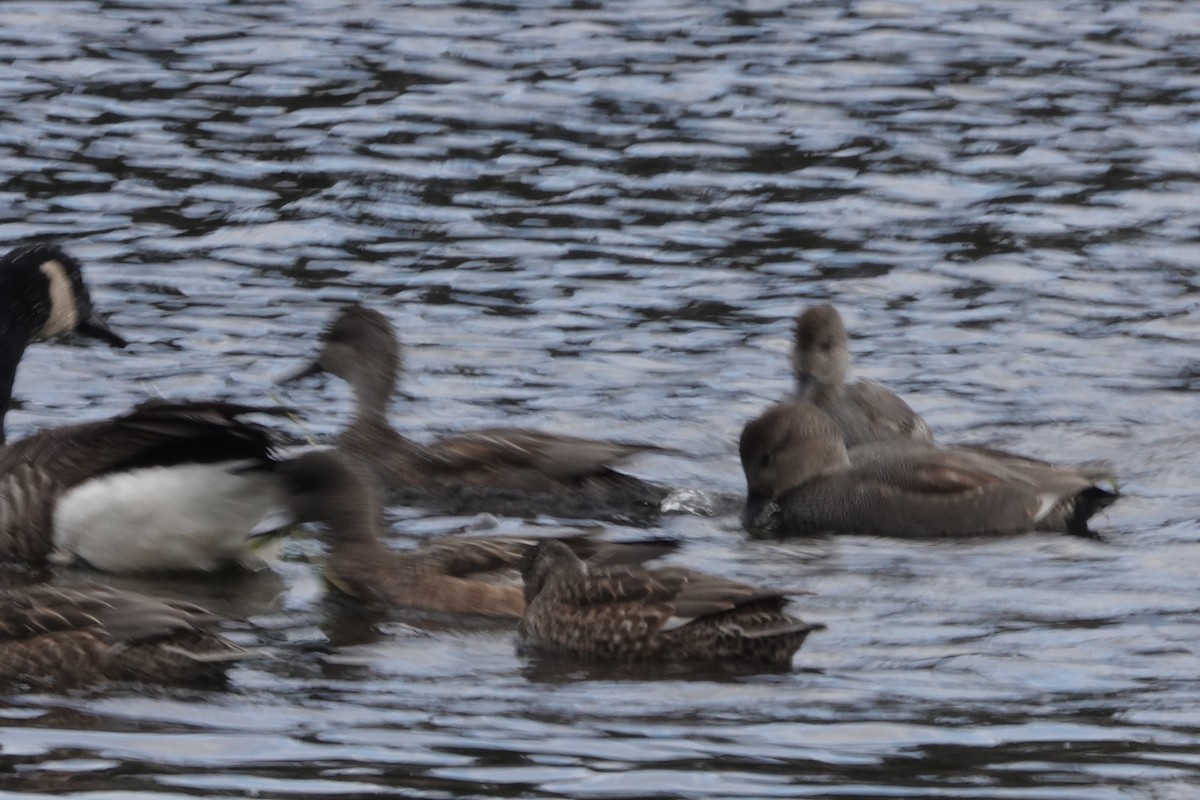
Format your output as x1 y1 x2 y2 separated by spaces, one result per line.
347 354 399 429
795 372 842 405
322 502 390 560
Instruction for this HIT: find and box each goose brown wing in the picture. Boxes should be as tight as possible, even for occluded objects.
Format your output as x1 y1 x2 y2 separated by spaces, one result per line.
0 400 279 489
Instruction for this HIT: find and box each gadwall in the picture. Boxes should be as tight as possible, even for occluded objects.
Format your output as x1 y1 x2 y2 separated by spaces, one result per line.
739 401 1118 537
0 243 126 444
0 583 244 688
518 539 823 668
280 305 671 521
266 450 678 617
791 304 932 448
1 400 289 572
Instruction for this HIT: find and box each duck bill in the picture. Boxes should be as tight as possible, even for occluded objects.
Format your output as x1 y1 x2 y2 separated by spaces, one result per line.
77 311 128 348
742 491 776 532
276 360 325 385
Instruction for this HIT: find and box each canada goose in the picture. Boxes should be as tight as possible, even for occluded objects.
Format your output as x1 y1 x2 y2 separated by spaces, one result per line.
0 243 127 444
517 539 823 667
791 304 932 448
265 450 679 617
739 401 1118 537
279 305 670 520
0 583 244 688
0 400 288 573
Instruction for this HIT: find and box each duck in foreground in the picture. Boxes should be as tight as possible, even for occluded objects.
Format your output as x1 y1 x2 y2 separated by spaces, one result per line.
0 400 288 572
791 303 932 448
517 539 823 668
279 305 670 521
0 242 127 444
739 401 1118 537
0 583 244 688
265 450 679 618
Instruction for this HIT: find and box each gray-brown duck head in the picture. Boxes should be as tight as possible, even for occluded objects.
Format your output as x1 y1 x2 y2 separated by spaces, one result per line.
278 304 402 419
791 304 850 398
739 401 851 528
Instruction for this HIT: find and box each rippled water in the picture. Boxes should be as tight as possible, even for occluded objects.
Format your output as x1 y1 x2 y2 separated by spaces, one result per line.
1 0 1198 797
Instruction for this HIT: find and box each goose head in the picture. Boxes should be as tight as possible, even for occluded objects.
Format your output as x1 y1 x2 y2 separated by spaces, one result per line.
0 243 126 443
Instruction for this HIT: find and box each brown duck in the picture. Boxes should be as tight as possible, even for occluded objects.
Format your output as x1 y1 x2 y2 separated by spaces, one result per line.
0 583 244 688
791 304 932 448
279 305 670 521
518 539 823 667
740 401 1118 537
266 450 679 617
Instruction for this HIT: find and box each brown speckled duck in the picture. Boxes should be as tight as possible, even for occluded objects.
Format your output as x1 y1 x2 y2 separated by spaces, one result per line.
739 401 1117 537
0 583 244 688
267 450 678 618
280 305 670 521
517 539 823 668
791 304 932 448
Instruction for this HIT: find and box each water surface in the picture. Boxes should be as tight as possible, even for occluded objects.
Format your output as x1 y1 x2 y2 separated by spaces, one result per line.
1 0 1198 797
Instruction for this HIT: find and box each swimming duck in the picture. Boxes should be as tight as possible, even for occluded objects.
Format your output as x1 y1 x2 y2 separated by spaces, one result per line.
280 305 670 520
791 304 932 448
265 449 678 617
0 583 244 688
518 539 823 667
739 401 1118 537
0 243 127 444
0 400 288 572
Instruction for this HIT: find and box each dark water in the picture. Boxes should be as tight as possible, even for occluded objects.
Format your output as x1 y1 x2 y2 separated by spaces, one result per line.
2 0 1198 797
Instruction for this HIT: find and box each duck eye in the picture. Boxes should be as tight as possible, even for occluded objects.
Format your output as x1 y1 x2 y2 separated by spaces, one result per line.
820 338 833 352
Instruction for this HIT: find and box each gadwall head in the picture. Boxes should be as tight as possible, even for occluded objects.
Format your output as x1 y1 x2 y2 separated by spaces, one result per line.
739 402 851 526
791 304 850 395
280 304 401 394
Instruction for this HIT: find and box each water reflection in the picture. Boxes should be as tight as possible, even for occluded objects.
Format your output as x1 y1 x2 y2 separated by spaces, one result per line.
0 0 1198 796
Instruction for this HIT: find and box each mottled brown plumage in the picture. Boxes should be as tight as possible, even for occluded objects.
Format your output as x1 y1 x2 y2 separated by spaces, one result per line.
0 583 244 688
279 305 669 520
271 450 678 617
0 400 282 566
740 401 1117 537
791 304 933 448
518 539 822 667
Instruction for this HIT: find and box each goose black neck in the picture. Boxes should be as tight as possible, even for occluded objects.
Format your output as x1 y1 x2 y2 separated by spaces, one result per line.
0 272 51 446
